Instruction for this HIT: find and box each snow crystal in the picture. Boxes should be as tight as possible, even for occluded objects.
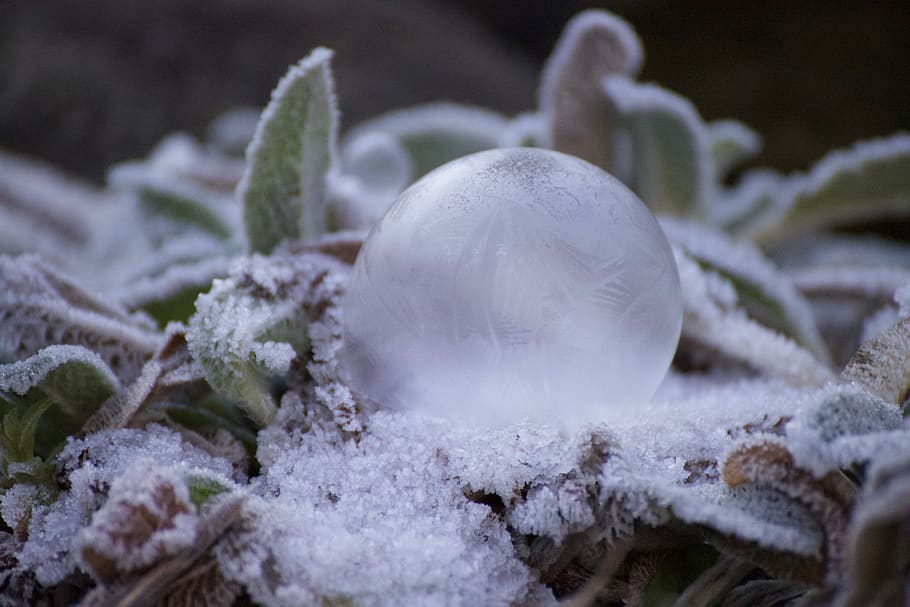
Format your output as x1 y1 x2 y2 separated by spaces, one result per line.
222 409 554 607
341 148 682 427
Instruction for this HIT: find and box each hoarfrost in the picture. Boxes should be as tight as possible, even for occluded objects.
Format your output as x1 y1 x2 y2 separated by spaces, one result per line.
18 424 234 586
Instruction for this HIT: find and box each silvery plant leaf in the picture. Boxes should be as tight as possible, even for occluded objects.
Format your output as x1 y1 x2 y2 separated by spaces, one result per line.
0 255 161 383
241 47 339 253
674 248 834 387
0 345 120 462
0 148 110 274
342 102 509 179
186 250 348 426
707 119 763 181
740 133 910 243
538 9 642 171
662 218 830 365
601 75 714 217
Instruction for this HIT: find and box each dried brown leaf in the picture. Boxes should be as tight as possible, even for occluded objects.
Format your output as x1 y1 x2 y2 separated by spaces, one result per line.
723 440 856 583
841 317 910 405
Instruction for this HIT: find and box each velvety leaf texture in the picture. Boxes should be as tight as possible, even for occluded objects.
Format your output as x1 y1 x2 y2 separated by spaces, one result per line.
240 47 339 253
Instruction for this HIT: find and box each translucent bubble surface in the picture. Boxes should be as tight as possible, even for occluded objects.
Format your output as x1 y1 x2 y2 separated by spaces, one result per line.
341 148 682 426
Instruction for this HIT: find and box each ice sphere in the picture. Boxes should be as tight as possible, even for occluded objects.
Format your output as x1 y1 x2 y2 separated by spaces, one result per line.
341 147 682 425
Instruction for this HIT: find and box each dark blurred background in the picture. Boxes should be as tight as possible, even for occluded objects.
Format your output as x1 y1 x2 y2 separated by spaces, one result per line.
1 0 907 183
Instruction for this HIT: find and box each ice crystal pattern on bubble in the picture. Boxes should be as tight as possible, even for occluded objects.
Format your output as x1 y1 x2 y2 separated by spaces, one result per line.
341 148 682 425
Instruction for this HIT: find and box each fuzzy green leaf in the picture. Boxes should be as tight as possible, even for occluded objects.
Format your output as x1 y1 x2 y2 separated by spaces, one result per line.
0 345 120 461
0 255 161 383
663 218 830 365
675 248 834 387
603 76 713 217
751 134 910 243
343 103 508 179
241 47 339 253
186 256 313 426
707 119 762 180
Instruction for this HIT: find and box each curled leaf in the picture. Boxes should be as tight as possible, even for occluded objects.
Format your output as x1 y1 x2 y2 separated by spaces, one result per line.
539 9 642 170
723 439 855 583
241 47 339 253
707 119 762 180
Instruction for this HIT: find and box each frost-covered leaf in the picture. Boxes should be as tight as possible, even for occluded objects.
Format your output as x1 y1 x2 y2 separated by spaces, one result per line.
786 385 904 477
663 219 829 364
0 345 120 461
674 249 834 386
76 460 198 583
186 252 348 426
836 448 910 607
109 163 236 241
713 169 783 235
343 102 509 179
116 256 234 325
241 47 339 253
0 148 107 272
18 424 236 586
207 107 261 157
0 255 161 383
708 119 762 180
602 76 713 216
538 9 642 170
330 130 412 230
749 133 910 243
722 439 854 582
841 317 910 405
789 266 910 301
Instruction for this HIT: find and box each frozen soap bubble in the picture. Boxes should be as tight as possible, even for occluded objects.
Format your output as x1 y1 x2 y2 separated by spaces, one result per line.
341 147 682 426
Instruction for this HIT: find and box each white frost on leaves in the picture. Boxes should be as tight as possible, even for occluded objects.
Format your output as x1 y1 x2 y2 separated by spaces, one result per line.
786 385 904 477
0 254 161 382
18 424 234 585
663 218 829 363
218 373 880 605
749 133 910 243
241 47 338 253
707 119 762 179
538 10 642 175
0 344 118 397
674 248 834 386
74 459 199 576
602 75 713 217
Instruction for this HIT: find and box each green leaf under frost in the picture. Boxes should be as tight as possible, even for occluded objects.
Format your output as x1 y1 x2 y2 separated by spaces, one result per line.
749 133 910 243
707 119 762 180
240 47 339 254
343 102 509 179
662 218 830 365
186 256 313 426
0 254 161 383
0 345 120 461
602 75 713 217
675 248 834 387
538 9 642 171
